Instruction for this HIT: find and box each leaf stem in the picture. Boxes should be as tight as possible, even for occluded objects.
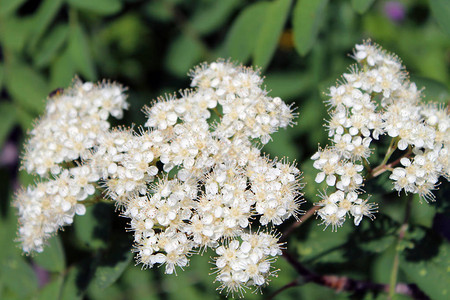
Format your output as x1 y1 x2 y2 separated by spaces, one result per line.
389 194 412 299
368 141 413 179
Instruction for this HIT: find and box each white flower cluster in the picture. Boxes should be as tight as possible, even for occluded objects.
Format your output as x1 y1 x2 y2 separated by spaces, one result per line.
214 232 282 295
312 41 449 230
15 167 98 252
22 80 128 176
15 80 128 253
102 61 301 294
15 61 302 296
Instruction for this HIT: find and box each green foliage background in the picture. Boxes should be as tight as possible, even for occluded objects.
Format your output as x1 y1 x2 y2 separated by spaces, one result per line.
0 0 449 299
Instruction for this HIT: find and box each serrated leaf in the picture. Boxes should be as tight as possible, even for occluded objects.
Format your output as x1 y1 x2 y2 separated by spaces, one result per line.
410 75 449 104
351 0 375 14
165 34 204 77
16 105 36 133
28 0 63 51
122 267 157 300
0 16 34 52
68 24 96 80
74 203 112 250
34 24 69 68
401 237 450 300
60 260 95 300
372 243 396 284
293 0 328 56
225 2 269 63
0 102 17 147
0 63 3 89
191 0 240 35
430 0 450 37
264 71 312 99
67 0 122 15
5 62 48 114
37 275 64 300
93 243 133 289
2 254 39 298
410 195 436 228
295 221 353 263
263 127 300 160
50 47 77 89
0 0 26 17
144 1 173 22
33 235 65 272
253 0 292 70
0 216 20 259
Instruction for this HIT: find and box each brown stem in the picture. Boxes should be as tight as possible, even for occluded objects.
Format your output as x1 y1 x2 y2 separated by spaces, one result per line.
265 278 302 300
280 205 320 242
368 147 412 179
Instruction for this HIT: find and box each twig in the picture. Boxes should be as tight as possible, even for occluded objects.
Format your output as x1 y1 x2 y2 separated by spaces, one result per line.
368 147 412 179
266 278 302 300
280 205 321 242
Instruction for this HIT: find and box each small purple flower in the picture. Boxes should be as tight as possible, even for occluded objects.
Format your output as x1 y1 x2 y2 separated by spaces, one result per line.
384 1 406 22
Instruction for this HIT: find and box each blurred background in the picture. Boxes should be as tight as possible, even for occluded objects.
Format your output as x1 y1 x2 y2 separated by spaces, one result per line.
0 0 449 299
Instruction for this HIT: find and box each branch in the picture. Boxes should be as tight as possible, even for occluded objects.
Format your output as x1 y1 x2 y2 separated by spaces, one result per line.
280 205 321 242
279 250 429 299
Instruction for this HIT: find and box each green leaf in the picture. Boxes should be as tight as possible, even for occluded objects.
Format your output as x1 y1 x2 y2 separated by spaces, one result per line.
5 62 48 114
0 63 3 90
351 0 375 14
68 24 96 80
16 105 36 133
372 243 396 284
293 0 328 56
33 235 65 272
264 71 312 99
430 0 450 37
295 220 353 263
0 102 17 147
0 16 34 52
74 203 112 250
253 0 292 70
165 34 204 77
37 275 64 300
144 1 173 22
60 260 95 300
225 2 269 63
401 233 450 300
263 127 300 160
0 0 26 17
0 216 20 259
410 75 449 105
50 47 77 89
191 0 240 35
2 254 39 298
93 243 133 289
28 0 63 51
410 195 436 228
34 24 69 68
122 267 158 300
67 0 122 15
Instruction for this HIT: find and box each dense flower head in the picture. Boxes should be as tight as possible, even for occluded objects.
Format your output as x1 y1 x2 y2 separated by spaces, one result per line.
213 232 283 296
15 79 127 254
313 41 449 229
15 60 302 295
22 79 128 177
